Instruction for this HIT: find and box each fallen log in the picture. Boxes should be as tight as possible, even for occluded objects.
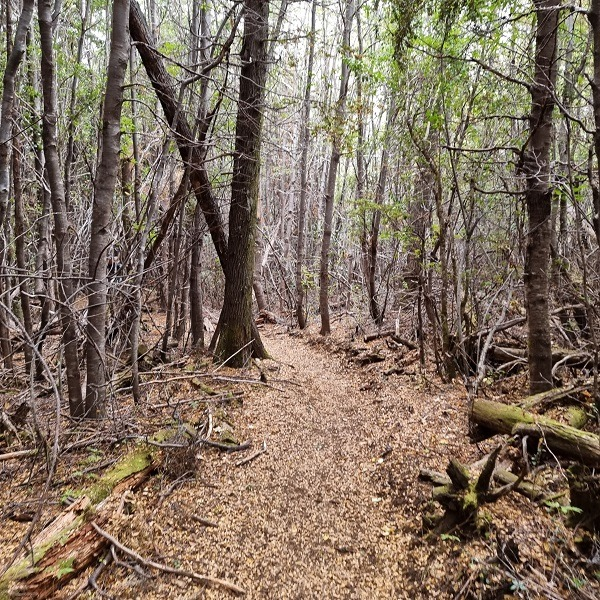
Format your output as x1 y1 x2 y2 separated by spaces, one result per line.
471 398 600 466
519 382 593 410
363 329 417 349
489 346 592 368
0 446 155 599
419 463 546 502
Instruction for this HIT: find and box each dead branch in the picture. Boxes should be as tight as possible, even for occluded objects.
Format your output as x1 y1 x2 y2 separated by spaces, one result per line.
91 522 246 595
235 441 267 466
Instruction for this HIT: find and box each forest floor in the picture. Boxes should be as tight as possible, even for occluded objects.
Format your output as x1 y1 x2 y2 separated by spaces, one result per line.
1 321 598 599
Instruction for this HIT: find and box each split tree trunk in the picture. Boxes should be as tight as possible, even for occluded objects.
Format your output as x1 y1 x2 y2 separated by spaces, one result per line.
129 0 267 361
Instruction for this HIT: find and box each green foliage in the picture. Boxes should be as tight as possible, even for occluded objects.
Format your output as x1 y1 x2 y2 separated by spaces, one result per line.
543 500 583 516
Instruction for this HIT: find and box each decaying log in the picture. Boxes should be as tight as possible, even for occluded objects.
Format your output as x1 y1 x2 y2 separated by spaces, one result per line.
354 352 385 366
363 329 417 349
0 446 156 599
471 399 600 466
519 382 593 410
420 464 547 502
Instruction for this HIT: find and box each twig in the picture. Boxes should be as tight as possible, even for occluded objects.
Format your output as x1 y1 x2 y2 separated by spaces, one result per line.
0 449 36 461
199 438 252 453
213 339 254 373
90 523 246 595
235 441 267 467
172 501 218 527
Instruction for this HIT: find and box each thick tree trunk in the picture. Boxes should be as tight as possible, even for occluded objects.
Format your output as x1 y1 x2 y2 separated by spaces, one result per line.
295 0 316 329
215 0 269 366
319 0 353 335
129 0 266 361
38 0 83 416
85 0 130 418
523 0 560 394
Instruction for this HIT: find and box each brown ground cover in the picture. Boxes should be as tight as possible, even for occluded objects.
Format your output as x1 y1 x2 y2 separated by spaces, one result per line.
0 323 597 599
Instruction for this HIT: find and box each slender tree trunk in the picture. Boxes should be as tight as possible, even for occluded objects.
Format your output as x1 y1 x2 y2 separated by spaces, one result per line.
215 0 269 366
589 2 600 249
0 0 35 370
523 0 560 394
295 0 316 329
319 0 353 335
64 0 93 211
85 0 130 418
253 0 289 313
38 0 83 415
190 204 205 348
0 0 34 228
363 96 395 327
13 131 33 374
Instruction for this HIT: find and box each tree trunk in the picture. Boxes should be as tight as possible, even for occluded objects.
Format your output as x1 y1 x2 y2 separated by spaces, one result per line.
85 0 130 418
13 132 33 374
0 0 34 228
190 203 205 348
523 0 560 394
129 0 267 361
319 0 354 335
0 0 35 371
215 0 269 366
38 0 83 416
295 0 316 329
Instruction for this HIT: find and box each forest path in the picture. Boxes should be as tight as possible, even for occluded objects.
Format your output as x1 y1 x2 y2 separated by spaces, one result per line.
113 325 471 599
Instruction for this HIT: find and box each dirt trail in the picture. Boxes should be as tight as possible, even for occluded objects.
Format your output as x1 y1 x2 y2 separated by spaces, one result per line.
107 326 473 599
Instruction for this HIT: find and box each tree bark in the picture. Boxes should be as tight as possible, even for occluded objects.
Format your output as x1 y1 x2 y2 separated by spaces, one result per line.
85 0 130 418
38 0 83 416
215 0 269 366
295 0 316 329
523 0 560 394
0 0 34 228
319 0 354 335
129 0 267 361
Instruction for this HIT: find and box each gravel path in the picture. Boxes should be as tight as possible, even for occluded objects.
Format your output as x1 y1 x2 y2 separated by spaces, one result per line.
104 326 471 599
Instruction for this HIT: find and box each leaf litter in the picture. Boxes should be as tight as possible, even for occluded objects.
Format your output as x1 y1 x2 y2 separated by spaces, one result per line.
0 323 598 599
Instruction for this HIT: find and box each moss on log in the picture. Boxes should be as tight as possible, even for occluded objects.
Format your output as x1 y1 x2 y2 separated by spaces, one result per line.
0 445 155 599
471 398 600 466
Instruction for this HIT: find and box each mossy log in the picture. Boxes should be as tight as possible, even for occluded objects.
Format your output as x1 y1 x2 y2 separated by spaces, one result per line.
0 446 155 599
420 464 546 501
471 399 600 466
519 382 593 410
423 448 506 534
